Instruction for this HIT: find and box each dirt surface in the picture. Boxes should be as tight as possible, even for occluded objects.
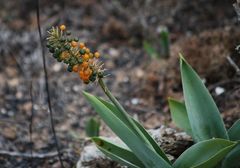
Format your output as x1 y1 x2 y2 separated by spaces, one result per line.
0 0 240 167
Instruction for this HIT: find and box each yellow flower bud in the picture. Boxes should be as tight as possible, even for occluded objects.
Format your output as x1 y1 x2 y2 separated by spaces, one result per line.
60 25 66 31
85 48 90 54
94 52 100 58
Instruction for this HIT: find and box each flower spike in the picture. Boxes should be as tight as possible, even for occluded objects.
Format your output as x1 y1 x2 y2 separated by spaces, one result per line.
46 25 104 84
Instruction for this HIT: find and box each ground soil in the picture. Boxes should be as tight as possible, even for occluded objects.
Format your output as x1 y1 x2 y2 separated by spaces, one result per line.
0 0 240 167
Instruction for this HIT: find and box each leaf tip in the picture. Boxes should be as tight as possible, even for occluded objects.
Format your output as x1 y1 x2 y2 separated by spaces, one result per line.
167 97 175 104
168 97 181 105
91 137 104 147
179 53 187 65
82 91 91 98
91 137 98 142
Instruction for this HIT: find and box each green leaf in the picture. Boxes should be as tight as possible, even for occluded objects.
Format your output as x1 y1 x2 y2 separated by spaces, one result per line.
168 98 192 136
97 97 132 130
83 92 173 168
97 96 170 163
143 41 158 59
92 137 144 168
97 95 151 148
221 144 240 168
173 138 236 168
132 119 170 163
228 119 240 141
159 28 170 58
180 55 228 142
85 117 100 137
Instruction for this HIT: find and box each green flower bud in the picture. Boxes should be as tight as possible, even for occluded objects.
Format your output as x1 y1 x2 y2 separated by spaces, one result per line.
66 31 71 36
89 75 96 82
46 42 51 48
64 58 69 64
79 49 86 55
49 47 55 53
92 71 97 76
53 53 58 58
53 49 60 58
78 58 83 64
98 72 104 78
68 57 77 66
67 65 73 72
64 44 71 50
60 37 65 42
57 57 62 62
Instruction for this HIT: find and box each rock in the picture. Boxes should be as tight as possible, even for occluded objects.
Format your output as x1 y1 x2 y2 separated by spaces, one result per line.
77 142 123 168
2 126 17 140
148 126 193 157
52 63 62 72
7 78 19 87
77 126 193 168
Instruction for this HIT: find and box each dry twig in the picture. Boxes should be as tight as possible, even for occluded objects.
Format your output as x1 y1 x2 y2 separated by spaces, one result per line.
35 0 64 167
227 56 240 76
0 150 64 159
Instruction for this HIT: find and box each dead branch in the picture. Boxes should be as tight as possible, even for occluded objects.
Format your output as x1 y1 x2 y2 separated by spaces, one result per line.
227 56 240 76
0 150 66 159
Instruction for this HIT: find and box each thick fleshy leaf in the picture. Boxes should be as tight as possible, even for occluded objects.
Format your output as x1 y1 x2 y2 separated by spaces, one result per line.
92 137 144 168
97 96 170 163
132 119 170 163
173 138 236 168
83 92 173 168
85 117 100 137
180 55 228 142
97 96 151 147
97 97 132 130
228 119 240 141
168 98 192 136
221 144 240 168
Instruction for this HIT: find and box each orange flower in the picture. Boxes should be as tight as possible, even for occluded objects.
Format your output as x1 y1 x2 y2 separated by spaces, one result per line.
83 54 90 61
79 70 84 79
84 68 92 76
82 61 89 68
72 65 79 72
71 41 78 48
79 43 85 49
82 74 90 81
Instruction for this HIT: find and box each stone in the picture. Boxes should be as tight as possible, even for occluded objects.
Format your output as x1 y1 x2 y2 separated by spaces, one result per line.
77 126 193 168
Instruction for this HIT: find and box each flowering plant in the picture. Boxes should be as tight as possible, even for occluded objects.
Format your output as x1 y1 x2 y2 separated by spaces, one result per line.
47 25 103 84
47 26 240 168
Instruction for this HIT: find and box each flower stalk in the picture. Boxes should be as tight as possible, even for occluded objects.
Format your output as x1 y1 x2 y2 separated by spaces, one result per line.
98 78 153 148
